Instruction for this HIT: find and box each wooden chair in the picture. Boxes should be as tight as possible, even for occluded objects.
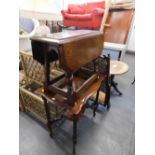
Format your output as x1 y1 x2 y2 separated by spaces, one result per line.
89 54 111 112
31 30 109 155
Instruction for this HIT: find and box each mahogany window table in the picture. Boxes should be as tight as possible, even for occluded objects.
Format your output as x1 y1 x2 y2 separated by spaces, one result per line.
31 30 110 155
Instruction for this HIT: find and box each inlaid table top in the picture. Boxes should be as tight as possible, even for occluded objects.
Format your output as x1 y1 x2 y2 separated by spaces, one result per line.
110 60 129 75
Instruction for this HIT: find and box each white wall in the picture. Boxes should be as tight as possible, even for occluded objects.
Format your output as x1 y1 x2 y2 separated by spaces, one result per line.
19 0 63 14
63 0 104 9
19 0 105 20
19 0 36 11
127 14 135 52
19 0 105 12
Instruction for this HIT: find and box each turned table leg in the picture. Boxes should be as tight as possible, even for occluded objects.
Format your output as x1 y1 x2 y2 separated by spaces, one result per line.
43 53 53 137
43 97 53 137
73 120 77 155
93 89 100 117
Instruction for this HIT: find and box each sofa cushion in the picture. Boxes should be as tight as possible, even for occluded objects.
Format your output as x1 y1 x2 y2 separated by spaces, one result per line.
63 13 92 20
68 4 86 14
93 8 104 15
86 1 105 13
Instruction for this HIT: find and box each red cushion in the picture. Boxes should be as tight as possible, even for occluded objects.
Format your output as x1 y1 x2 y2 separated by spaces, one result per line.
68 4 86 14
63 13 92 20
93 8 104 15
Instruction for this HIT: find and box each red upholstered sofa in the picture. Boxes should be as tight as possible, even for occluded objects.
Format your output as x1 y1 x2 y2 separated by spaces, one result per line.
61 1 105 29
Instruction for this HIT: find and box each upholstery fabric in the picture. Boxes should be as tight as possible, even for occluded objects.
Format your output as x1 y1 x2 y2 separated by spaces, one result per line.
93 8 105 15
68 4 86 14
61 1 105 28
62 13 92 20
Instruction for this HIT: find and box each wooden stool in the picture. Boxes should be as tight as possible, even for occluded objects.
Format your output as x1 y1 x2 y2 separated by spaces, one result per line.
110 60 129 95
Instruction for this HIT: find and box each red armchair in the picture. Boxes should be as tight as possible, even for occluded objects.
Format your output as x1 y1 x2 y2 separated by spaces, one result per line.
61 1 106 29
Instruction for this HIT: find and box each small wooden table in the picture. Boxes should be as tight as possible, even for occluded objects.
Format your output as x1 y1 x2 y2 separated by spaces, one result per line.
31 30 105 155
110 60 129 95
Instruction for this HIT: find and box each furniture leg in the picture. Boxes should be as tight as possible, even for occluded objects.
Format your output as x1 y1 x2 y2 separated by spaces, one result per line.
111 75 122 95
106 102 111 110
44 53 50 89
105 54 111 110
43 53 53 137
105 77 111 110
113 81 118 86
132 77 135 84
43 97 53 137
73 120 77 155
93 89 100 117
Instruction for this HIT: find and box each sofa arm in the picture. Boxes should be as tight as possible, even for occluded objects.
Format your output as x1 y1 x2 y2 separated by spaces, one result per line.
61 10 69 16
92 8 104 16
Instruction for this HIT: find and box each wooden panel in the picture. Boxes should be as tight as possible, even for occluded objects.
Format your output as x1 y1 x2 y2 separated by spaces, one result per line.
58 34 103 72
31 30 104 72
104 9 134 44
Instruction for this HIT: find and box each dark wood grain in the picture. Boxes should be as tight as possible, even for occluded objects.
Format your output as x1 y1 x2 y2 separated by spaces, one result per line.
31 30 104 72
58 34 103 72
